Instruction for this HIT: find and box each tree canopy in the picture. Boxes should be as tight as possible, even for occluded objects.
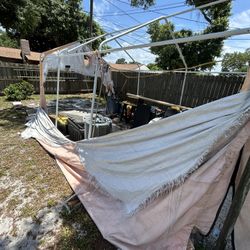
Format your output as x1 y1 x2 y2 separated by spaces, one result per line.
133 0 231 70
147 63 161 70
130 0 155 9
221 49 250 72
0 0 104 52
116 58 127 64
0 32 18 48
115 58 142 64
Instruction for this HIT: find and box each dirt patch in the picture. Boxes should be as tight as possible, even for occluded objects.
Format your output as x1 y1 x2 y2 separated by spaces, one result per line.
0 95 115 249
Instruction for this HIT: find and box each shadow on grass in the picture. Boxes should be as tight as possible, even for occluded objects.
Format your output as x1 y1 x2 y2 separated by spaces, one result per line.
0 105 38 127
55 96 88 100
0 107 27 128
57 199 116 250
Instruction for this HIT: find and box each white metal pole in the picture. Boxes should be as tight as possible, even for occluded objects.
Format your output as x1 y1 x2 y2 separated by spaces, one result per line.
114 39 141 95
99 28 250 54
55 57 61 128
164 17 188 105
88 61 99 139
115 39 136 63
39 56 47 111
67 34 107 53
98 0 229 51
67 25 143 53
59 24 250 59
47 0 231 61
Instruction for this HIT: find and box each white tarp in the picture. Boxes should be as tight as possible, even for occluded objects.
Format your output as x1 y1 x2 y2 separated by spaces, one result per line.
23 91 250 215
42 42 98 83
22 92 250 249
76 91 250 214
22 91 250 249
39 42 114 109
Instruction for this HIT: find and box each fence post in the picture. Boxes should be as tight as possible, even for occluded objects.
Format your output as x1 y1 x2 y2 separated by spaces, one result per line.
215 156 250 250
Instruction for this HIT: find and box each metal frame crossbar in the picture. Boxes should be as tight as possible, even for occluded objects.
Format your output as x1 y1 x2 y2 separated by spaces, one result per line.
38 0 250 139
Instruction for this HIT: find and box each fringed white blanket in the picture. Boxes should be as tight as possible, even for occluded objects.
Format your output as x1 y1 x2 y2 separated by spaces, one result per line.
22 91 250 249
23 91 250 214
42 42 98 83
75 91 250 214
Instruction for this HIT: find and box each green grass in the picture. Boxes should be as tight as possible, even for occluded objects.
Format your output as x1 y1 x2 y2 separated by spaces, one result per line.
6 196 22 213
0 188 12 203
47 199 57 208
56 206 114 250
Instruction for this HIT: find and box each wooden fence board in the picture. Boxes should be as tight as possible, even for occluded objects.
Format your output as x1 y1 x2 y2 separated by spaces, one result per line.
0 62 245 107
0 62 93 94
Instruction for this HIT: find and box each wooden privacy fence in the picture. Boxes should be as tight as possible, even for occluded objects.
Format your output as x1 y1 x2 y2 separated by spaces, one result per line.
0 62 93 94
0 62 245 106
112 71 245 108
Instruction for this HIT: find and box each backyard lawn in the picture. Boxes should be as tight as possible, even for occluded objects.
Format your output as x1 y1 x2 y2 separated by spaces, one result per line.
0 94 115 249
0 94 233 250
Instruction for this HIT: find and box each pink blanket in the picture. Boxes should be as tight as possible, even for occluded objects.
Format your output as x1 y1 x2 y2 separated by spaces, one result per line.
35 122 250 249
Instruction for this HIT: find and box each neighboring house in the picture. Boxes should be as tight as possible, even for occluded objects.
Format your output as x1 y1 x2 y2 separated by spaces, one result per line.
0 46 40 64
110 63 149 71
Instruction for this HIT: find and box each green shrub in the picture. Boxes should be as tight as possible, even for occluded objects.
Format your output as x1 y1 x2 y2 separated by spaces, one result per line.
3 80 34 101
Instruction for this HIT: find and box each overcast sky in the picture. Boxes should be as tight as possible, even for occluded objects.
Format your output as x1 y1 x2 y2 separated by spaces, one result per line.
83 0 250 69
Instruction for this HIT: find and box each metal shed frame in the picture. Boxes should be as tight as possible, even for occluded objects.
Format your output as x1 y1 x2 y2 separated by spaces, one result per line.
39 0 250 138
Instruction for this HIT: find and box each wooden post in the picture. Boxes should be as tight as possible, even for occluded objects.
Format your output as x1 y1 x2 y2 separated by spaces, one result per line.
126 93 191 110
240 68 250 92
39 55 47 111
215 157 250 250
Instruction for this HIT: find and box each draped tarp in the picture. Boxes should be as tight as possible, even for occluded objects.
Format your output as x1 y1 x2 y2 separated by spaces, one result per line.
76 91 250 214
39 42 99 109
22 91 250 249
39 42 113 110
42 42 98 83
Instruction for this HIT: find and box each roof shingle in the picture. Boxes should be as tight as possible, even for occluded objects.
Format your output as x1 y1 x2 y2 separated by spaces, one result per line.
0 46 40 62
109 63 149 71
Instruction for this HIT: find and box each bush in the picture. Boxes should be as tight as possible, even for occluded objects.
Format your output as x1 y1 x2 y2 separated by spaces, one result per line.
3 80 34 101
